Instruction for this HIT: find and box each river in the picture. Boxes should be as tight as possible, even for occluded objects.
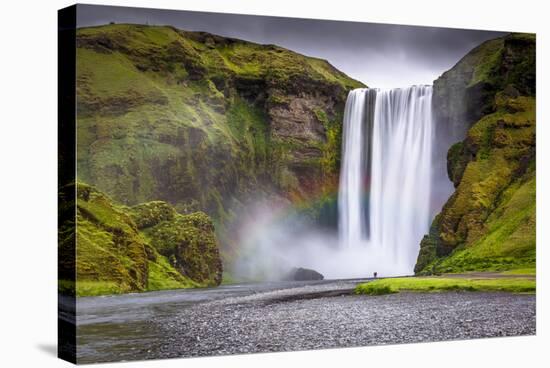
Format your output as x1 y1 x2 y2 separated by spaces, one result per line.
73 278 535 363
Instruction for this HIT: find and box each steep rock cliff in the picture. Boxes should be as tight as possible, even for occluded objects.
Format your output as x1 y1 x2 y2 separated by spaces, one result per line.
415 33 536 274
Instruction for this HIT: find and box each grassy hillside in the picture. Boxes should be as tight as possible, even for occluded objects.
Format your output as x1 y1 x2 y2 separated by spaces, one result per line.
415 33 536 274
76 24 364 262
59 182 222 296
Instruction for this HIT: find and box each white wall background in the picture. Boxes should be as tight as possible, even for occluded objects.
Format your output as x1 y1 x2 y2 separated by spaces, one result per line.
0 0 547 367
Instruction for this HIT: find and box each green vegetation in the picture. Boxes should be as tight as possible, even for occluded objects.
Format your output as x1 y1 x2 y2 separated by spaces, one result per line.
416 33 536 275
355 277 535 295
417 95 535 274
58 182 222 296
356 283 396 296
74 280 129 297
501 268 536 275
467 38 504 87
141 210 223 286
147 258 199 291
434 33 535 127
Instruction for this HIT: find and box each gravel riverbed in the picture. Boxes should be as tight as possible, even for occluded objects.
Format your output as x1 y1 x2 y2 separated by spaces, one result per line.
76 279 535 363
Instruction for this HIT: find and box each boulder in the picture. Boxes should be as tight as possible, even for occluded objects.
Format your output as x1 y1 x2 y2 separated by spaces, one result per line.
288 267 324 281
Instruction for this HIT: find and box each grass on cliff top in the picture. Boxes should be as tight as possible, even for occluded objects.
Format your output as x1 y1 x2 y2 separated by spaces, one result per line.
355 277 535 296
78 24 364 91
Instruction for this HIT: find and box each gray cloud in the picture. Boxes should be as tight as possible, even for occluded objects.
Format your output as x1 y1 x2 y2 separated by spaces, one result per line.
76 4 507 88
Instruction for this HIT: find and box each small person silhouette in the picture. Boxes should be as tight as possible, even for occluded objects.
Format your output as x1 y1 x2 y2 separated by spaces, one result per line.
373 271 378 278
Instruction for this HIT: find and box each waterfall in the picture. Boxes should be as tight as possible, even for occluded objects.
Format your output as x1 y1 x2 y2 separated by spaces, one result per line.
338 86 433 275
338 89 376 247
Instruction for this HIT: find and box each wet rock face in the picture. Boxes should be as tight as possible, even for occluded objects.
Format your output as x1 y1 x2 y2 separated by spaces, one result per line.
268 95 329 143
267 91 341 193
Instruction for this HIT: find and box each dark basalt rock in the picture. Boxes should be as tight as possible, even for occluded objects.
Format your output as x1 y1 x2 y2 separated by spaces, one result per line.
288 267 324 281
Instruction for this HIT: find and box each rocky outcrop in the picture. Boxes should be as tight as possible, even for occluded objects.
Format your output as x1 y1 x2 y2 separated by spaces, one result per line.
415 33 536 274
58 182 222 296
132 203 223 286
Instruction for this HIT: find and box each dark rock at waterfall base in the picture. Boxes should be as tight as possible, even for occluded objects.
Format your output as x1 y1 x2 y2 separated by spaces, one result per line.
287 267 324 281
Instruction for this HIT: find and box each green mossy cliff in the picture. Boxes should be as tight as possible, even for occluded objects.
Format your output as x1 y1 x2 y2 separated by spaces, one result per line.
59 183 222 296
72 23 364 293
432 33 535 137
75 24 365 260
415 33 536 274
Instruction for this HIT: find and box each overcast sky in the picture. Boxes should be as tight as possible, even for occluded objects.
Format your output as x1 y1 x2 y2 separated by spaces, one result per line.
77 4 507 88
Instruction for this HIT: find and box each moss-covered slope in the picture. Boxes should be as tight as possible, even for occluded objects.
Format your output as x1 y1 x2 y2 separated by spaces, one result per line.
75 24 365 260
59 183 222 296
130 201 222 286
415 33 536 274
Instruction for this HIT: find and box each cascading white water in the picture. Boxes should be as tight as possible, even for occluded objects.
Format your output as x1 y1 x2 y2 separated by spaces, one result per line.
338 89 375 248
338 86 433 275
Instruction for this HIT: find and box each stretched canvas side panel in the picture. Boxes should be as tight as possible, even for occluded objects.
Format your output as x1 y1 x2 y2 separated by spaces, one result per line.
58 4 77 364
